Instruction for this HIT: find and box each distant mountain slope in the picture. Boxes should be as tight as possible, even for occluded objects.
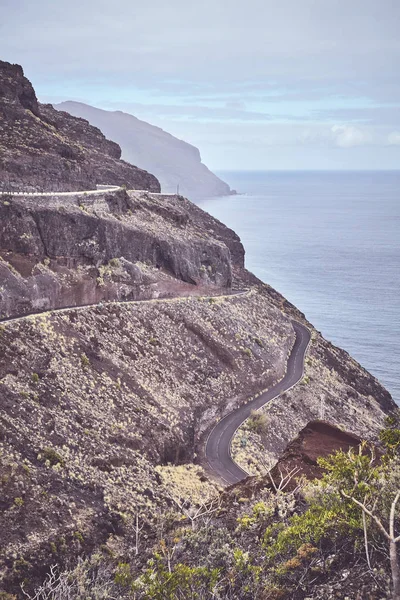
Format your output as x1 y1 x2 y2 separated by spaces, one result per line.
0 61 160 192
55 101 233 199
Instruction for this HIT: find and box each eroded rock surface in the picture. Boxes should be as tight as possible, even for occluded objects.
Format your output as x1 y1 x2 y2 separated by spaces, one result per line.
0 189 243 318
0 61 160 192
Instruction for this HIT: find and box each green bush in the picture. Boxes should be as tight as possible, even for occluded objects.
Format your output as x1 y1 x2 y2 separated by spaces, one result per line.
81 353 90 368
133 558 221 600
109 257 120 268
247 410 268 434
40 447 65 467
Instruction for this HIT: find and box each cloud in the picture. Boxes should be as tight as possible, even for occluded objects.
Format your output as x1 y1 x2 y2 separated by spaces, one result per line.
1 0 400 168
225 100 246 111
313 105 400 127
331 125 372 148
388 132 400 145
2 0 399 89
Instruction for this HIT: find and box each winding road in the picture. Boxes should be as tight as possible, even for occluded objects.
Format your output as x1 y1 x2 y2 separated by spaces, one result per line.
205 320 311 485
0 289 310 487
2 186 176 197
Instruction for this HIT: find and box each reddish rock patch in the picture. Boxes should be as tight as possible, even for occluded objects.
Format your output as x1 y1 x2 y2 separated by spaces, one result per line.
269 420 361 490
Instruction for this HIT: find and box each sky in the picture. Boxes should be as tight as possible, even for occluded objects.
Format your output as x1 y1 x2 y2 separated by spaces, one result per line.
1 0 400 170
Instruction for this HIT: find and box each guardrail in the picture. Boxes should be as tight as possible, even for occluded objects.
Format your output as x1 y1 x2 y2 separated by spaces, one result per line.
0 186 177 198
1 185 123 197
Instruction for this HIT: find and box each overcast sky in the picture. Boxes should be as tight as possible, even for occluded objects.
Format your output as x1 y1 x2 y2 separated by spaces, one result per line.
1 0 399 170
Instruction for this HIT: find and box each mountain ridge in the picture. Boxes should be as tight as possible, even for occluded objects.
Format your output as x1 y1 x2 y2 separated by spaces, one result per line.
0 61 160 193
55 101 234 199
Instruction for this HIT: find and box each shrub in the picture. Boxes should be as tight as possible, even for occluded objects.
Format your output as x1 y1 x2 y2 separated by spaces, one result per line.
247 410 268 434
73 531 84 543
40 447 65 467
133 559 221 600
24 559 118 600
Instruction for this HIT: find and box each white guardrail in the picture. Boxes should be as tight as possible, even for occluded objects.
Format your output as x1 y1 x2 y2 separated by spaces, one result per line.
1 185 122 197
1 186 178 198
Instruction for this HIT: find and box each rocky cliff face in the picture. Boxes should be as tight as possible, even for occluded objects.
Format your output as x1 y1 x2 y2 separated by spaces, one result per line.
0 189 243 319
55 101 233 200
0 62 160 192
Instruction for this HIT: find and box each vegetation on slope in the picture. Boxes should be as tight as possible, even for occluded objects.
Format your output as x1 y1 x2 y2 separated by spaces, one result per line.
8 415 400 600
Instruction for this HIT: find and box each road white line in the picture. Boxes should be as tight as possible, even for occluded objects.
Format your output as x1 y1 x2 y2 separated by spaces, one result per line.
205 320 311 485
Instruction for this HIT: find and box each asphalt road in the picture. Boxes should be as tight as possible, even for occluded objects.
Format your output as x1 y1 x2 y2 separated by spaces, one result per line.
4 186 122 197
205 320 311 485
3 187 176 197
0 290 250 325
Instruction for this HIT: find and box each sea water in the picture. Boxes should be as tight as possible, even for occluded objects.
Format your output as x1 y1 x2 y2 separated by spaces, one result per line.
199 171 400 404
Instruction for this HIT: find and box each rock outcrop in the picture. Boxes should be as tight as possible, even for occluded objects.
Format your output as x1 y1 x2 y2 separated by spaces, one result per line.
0 61 160 192
55 101 233 200
0 189 243 319
268 420 362 490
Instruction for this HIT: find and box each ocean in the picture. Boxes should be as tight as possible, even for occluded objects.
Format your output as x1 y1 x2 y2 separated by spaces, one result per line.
199 171 400 404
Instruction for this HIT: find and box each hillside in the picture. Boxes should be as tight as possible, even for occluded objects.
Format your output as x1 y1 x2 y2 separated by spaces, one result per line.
0 61 160 193
0 61 397 599
55 101 233 199
0 190 395 596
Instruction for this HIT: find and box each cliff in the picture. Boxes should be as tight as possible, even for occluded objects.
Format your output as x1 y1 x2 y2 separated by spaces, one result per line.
0 61 160 192
55 101 233 199
0 189 243 319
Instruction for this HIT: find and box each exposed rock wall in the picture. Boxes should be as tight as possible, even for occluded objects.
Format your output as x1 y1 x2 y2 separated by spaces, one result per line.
0 190 244 318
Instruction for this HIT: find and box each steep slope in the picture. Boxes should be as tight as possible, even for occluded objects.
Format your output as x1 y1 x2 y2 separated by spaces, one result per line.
0 189 243 319
0 192 395 593
55 101 233 199
0 61 160 192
